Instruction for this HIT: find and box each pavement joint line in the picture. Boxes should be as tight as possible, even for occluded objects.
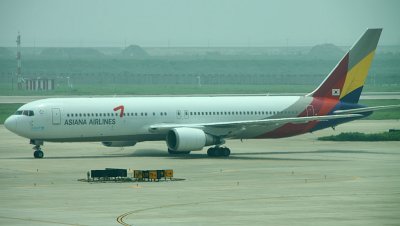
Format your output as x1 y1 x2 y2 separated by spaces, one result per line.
0 215 89 226
116 192 400 226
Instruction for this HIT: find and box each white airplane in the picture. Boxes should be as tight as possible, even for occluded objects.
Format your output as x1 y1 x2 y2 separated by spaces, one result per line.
4 28 399 158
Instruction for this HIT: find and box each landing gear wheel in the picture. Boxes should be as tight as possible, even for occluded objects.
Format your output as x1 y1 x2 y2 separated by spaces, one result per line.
34 150 44 158
32 143 44 159
168 149 191 155
207 147 216 157
207 147 230 157
221 147 230 157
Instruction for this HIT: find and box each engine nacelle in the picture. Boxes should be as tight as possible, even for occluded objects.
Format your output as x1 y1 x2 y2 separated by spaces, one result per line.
166 127 220 152
101 141 137 147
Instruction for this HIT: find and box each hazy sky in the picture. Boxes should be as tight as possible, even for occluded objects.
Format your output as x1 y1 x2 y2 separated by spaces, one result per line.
0 0 399 47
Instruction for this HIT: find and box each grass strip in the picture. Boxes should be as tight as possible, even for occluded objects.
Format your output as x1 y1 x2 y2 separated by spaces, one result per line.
318 131 400 141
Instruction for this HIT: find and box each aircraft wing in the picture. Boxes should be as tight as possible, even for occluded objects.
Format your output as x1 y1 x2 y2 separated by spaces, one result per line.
333 104 400 114
148 113 362 136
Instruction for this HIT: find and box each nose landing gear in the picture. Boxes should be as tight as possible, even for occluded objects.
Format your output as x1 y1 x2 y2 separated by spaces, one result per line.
30 140 44 159
33 146 44 158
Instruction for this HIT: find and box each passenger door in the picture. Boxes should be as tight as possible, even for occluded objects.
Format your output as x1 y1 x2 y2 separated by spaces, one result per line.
306 105 315 116
52 108 61 125
176 110 182 119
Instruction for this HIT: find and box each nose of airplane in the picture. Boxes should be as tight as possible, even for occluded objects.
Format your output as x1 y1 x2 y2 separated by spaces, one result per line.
4 116 17 133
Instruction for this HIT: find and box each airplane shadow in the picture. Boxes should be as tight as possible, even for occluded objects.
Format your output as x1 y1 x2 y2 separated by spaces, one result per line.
231 149 393 156
3 149 392 161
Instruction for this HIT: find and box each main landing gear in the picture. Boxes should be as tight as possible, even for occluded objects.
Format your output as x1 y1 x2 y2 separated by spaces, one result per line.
30 140 44 159
207 146 231 157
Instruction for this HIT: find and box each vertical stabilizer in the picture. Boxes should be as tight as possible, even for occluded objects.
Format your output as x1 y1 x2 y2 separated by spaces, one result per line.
309 28 382 103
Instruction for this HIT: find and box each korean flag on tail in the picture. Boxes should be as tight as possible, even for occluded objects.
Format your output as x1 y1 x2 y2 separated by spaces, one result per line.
332 88 341 96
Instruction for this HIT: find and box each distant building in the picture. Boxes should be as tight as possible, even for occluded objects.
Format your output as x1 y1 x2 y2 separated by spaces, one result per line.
24 78 55 91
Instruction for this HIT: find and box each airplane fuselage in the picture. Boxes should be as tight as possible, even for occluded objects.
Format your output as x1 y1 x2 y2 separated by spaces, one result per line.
5 95 362 143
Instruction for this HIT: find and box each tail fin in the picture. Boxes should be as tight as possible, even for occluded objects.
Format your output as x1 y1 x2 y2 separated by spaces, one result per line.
308 28 382 103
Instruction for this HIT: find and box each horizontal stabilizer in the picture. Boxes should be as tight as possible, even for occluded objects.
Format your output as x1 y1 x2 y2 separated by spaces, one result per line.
333 104 400 114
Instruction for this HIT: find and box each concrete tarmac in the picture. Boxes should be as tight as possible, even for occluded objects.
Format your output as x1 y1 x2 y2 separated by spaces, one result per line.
0 120 399 226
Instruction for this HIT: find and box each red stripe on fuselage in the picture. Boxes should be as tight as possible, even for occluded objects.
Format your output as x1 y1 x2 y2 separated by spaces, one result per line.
257 97 339 138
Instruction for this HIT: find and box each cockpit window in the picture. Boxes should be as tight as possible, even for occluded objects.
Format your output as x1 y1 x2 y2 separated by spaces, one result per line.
16 110 34 116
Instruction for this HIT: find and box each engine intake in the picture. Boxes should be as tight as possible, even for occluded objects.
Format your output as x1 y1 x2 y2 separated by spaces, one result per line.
166 127 220 152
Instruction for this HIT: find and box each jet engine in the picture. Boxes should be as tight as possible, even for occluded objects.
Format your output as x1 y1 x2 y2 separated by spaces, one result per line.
101 141 137 147
166 127 220 152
